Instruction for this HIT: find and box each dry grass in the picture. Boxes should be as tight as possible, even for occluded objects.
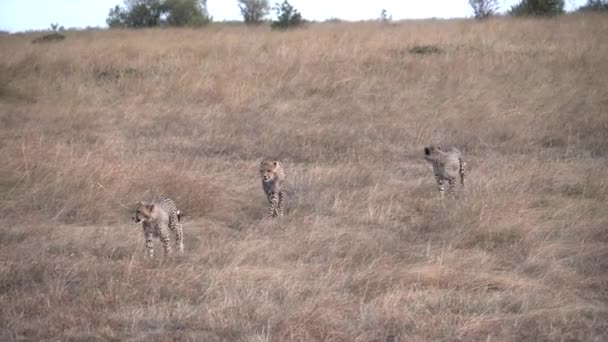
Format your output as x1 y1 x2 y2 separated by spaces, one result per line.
1 14 607 341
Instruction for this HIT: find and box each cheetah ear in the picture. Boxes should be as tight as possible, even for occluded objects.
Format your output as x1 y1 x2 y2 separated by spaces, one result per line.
437 145 442 151
424 147 430 155
147 203 155 212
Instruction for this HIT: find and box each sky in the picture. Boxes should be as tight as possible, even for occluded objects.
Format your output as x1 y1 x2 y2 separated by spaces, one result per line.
0 0 586 32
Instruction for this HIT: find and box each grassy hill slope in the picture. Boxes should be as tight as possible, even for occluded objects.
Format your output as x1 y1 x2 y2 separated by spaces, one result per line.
1 15 607 341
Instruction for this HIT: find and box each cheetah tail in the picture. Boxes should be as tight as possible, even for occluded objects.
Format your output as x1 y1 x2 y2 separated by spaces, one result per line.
459 158 466 186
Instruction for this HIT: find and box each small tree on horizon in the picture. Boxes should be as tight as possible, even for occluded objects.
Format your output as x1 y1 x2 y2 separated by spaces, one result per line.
271 0 303 30
49 23 65 31
469 0 500 19
164 0 211 26
238 0 270 25
379 9 392 22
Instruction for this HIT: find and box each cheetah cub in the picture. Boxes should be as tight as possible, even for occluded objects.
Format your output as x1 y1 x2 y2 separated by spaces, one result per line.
132 197 184 258
424 144 467 198
259 159 286 218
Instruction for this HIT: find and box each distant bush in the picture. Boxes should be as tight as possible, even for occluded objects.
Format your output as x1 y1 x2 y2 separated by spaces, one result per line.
49 22 65 31
238 0 270 25
271 0 304 30
577 0 608 11
379 9 392 23
32 33 65 44
509 0 564 16
409 44 444 55
469 0 500 19
106 0 211 28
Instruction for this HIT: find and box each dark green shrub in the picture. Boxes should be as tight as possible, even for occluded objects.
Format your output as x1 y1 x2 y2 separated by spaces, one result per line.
125 0 166 27
409 45 444 55
271 0 303 30
509 0 564 16
32 33 65 44
577 0 608 11
164 0 211 27
106 0 211 28
107 5 128 28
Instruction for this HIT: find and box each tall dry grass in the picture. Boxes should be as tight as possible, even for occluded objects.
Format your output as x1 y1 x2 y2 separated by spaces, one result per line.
1 14 607 341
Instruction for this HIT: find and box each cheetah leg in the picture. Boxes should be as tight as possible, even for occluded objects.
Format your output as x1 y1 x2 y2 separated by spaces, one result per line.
277 190 285 217
159 226 173 256
144 230 154 259
447 178 457 198
267 192 279 218
459 157 466 187
175 224 184 253
436 177 446 198
169 215 184 254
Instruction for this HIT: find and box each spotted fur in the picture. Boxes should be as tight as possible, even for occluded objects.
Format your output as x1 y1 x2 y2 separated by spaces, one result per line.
132 197 183 258
424 144 467 198
259 160 286 218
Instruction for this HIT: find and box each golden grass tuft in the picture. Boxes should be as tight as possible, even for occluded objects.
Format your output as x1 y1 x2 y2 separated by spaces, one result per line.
1 14 607 340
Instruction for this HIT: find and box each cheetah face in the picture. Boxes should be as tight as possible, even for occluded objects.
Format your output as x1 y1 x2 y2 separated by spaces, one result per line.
424 145 441 162
260 160 279 183
132 202 154 224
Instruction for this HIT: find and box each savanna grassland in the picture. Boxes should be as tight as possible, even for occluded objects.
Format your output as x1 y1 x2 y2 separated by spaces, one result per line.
1 14 607 341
